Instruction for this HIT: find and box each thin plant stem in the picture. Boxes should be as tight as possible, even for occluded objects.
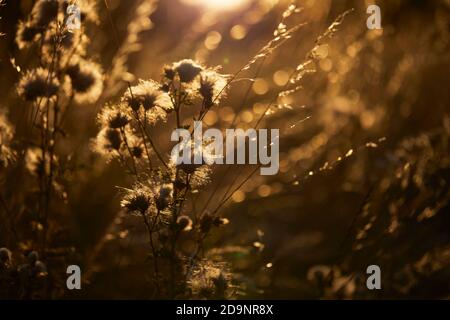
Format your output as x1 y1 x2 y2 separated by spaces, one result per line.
119 127 138 175
141 210 161 293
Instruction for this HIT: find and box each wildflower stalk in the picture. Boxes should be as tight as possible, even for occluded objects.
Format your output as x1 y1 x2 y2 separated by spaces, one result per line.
201 57 267 213
137 114 168 169
119 127 138 175
169 84 184 297
132 111 153 169
140 210 160 293
41 26 63 256
145 131 168 169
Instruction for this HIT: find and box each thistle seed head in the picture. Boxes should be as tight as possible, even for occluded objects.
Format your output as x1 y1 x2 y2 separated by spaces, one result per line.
66 59 103 103
121 189 151 214
31 0 59 27
105 128 122 150
177 215 193 231
16 21 39 48
18 68 59 101
173 59 203 83
155 183 173 211
0 247 11 263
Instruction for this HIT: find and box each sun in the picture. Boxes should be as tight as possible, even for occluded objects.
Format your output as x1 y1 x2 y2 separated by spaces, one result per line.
181 0 250 11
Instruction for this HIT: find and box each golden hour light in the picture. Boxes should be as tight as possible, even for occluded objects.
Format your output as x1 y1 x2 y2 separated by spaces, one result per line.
181 0 250 11
0 0 448 305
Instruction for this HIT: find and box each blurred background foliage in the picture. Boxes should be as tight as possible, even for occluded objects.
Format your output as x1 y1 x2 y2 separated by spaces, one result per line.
1 0 449 299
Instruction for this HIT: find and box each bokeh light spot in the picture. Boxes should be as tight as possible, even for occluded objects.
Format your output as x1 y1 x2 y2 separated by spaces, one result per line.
253 78 269 95
257 184 272 197
230 24 248 40
273 69 290 86
204 31 222 50
232 190 246 203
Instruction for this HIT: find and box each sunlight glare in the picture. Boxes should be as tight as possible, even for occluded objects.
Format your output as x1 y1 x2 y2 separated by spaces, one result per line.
181 0 250 11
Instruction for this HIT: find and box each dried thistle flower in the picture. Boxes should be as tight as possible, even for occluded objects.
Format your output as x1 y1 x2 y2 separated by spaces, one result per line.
124 80 172 111
154 183 173 211
212 272 228 298
0 247 11 264
97 104 131 129
163 65 176 80
187 260 232 299
173 59 203 83
0 111 16 167
91 128 123 160
131 145 144 158
16 21 39 49
177 162 201 175
65 59 103 103
31 0 59 27
123 80 172 124
173 144 214 175
105 128 122 150
109 112 130 129
121 187 151 214
176 215 193 231
199 69 228 107
185 164 212 188
18 68 59 101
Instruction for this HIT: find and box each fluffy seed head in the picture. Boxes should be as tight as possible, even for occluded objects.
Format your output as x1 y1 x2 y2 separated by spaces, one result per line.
32 0 59 27
108 112 130 129
18 68 59 101
97 103 131 129
66 59 103 103
16 21 39 48
173 59 203 83
105 129 122 150
0 247 11 263
92 127 123 158
123 80 172 124
163 65 176 80
155 183 173 211
131 145 144 158
121 188 151 214
199 69 228 107
124 80 172 111
0 111 16 168
177 215 193 231
188 260 232 299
